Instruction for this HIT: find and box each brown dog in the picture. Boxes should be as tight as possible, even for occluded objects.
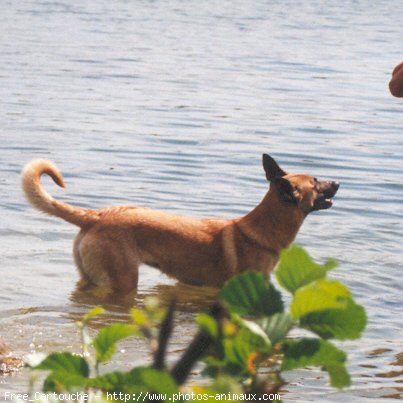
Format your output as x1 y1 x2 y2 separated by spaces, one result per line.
22 154 338 295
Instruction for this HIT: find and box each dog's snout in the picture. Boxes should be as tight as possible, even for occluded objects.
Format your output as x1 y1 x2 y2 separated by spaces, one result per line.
322 181 339 198
317 180 339 196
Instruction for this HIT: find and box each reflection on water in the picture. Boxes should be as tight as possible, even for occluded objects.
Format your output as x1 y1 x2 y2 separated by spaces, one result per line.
67 281 219 330
1 0 403 400
70 281 219 313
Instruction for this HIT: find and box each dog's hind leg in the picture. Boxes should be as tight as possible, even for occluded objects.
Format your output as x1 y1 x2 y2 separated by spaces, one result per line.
73 230 139 295
73 231 92 290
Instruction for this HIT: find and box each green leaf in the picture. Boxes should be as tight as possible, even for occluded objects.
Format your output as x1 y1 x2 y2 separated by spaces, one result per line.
129 367 178 395
327 362 351 388
220 319 272 376
282 338 346 370
219 271 284 317
92 323 137 363
235 318 272 353
207 375 244 394
290 279 351 319
300 299 367 340
82 306 105 324
259 313 294 345
29 352 89 392
281 338 351 389
193 375 243 401
89 367 178 396
89 371 137 393
32 352 89 377
276 245 337 294
196 313 219 338
43 372 88 392
204 316 272 378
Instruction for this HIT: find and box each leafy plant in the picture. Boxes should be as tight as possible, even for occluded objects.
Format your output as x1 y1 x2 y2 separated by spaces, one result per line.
25 245 366 401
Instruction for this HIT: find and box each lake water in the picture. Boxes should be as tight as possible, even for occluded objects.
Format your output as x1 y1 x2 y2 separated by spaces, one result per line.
1 0 402 401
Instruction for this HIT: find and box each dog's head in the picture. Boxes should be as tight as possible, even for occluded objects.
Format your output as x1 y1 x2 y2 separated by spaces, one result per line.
263 154 339 215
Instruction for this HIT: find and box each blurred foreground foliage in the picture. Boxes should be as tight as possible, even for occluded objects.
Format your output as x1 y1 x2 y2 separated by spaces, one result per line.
25 245 366 402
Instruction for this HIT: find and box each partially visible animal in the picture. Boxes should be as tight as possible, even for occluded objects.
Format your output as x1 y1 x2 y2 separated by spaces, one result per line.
389 61 403 97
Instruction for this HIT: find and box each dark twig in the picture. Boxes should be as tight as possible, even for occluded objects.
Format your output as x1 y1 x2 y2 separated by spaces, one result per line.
153 298 176 370
170 303 226 385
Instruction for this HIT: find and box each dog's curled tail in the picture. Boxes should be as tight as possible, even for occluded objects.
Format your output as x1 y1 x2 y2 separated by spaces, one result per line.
22 159 99 227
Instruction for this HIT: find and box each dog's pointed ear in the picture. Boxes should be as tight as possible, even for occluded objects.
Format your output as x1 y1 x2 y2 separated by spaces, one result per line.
272 177 297 204
262 154 287 181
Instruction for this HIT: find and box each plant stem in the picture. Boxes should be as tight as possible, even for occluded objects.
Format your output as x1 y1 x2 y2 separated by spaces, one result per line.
170 303 226 385
153 299 176 370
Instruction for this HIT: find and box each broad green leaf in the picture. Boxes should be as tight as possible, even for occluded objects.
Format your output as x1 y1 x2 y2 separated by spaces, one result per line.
89 367 178 395
82 306 105 323
276 245 337 294
281 338 346 370
259 313 294 345
32 352 89 377
30 352 89 391
281 338 350 389
290 279 351 319
92 323 137 363
219 271 284 317
300 299 367 340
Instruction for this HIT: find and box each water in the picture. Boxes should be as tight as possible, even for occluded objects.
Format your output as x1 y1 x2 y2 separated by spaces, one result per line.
1 0 402 400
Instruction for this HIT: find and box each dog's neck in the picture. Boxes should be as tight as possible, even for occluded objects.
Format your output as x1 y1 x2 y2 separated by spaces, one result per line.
237 186 305 251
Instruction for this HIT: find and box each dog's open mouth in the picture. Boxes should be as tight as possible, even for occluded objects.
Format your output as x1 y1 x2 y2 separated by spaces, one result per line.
313 182 339 211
